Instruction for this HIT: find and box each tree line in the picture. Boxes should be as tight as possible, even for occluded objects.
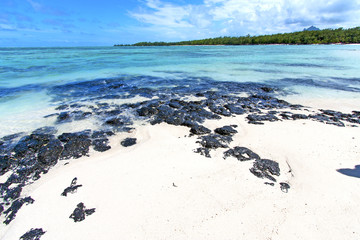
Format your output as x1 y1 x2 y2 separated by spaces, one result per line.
115 27 360 46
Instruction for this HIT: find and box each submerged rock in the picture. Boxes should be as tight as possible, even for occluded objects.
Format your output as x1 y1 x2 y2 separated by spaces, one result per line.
20 228 46 240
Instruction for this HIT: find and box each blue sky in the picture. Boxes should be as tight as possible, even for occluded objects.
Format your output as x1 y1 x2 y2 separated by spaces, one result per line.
1 0 359 47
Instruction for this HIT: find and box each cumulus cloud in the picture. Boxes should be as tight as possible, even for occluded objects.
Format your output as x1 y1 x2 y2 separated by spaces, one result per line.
130 0 360 41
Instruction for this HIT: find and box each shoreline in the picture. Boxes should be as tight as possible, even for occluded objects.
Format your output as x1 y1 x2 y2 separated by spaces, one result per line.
1 78 360 239
1 107 359 239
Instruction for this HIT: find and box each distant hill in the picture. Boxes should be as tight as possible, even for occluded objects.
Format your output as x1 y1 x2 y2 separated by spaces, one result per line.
304 26 320 31
115 27 360 46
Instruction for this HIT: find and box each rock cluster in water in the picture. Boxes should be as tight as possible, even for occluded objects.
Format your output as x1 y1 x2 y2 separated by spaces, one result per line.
0 76 359 226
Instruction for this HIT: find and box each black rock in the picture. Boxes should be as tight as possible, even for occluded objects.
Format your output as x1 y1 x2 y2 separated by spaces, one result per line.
137 106 158 117
214 125 238 136
73 111 92 121
261 87 274 93
60 138 91 160
13 134 53 158
224 104 246 115
280 182 290 193
3 196 34 225
58 131 91 143
84 208 96 216
0 155 11 176
104 117 125 127
190 125 211 135
264 182 275 186
250 159 280 182
61 177 82 196
69 202 95 222
2 133 23 141
20 228 46 240
197 134 231 149
193 147 211 158
223 147 260 161
209 105 231 117
91 130 114 139
32 126 58 135
169 100 183 109
121 138 137 147
55 104 69 110
291 114 308 120
0 204 3 215
4 185 22 202
92 138 111 152
57 112 71 123
247 113 279 124
37 139 63 166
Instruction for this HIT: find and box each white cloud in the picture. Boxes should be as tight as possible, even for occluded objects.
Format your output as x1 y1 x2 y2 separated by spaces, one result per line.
130 0 193 28
130 0 360 41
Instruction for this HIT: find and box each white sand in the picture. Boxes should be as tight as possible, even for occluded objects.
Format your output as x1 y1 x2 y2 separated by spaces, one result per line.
1 105 360 239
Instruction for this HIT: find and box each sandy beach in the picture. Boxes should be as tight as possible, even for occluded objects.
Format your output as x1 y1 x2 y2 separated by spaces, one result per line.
1 96 359 240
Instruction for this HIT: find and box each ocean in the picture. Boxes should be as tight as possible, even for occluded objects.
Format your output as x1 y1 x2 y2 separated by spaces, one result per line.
0 45 359 137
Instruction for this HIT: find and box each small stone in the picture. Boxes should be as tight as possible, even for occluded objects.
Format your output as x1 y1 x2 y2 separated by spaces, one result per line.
20 228 46 240
121 138 137 147
280 182 290 193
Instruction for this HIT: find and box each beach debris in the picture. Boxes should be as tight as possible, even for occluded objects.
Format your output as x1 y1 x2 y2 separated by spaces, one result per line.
121 138 137 147
214 125 238 136
249 159 280 182
223 146 260 161
3 197 34 225
280 182 290 193
20 228 46 240
69 202 96 222
61 178 83 197
172 182 177 187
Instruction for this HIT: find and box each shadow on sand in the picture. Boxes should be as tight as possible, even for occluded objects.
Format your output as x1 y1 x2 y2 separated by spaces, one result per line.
337 165 360 178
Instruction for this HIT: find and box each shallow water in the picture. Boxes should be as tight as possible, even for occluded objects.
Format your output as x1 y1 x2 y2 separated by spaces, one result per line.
0 45 359 136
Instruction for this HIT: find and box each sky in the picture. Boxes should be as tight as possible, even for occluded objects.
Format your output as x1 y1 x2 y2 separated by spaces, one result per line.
0 0 360 47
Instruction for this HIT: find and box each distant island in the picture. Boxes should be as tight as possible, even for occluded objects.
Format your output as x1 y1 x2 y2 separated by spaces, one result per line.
115 27 360 46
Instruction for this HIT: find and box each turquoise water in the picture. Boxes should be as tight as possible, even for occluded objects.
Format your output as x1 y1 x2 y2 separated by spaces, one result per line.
0 45 360 136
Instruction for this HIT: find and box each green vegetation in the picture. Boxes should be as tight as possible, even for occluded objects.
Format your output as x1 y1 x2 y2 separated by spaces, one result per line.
115 27 360 46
